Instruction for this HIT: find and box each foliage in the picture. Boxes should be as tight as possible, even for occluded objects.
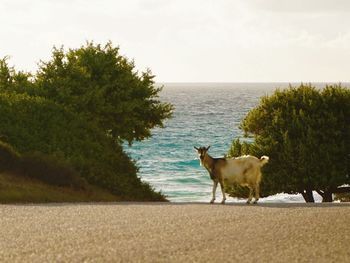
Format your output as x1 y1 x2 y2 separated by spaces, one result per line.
0 43 171 201
0 172 119 203
34 42 173 144
0 140 85 189
20 152 87 190
0 57 34 94
0 141 20 172
227 138 252 158
0 92 165 200
238 84 350 202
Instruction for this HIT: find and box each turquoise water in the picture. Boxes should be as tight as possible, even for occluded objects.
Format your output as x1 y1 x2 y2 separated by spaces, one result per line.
125 83 330 202
125 83 274 201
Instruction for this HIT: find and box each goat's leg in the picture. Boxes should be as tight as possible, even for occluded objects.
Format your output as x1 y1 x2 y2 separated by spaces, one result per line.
247 186 253 204
219 181 226 204
210 181 218 204
253 184 260 204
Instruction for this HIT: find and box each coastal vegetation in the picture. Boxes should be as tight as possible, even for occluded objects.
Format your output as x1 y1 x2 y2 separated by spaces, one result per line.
227 84 350 202
0 141 118 202
0 42 172 202
0 172 118 203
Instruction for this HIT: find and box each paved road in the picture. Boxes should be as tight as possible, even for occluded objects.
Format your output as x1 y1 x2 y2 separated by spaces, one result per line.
1 202 349 262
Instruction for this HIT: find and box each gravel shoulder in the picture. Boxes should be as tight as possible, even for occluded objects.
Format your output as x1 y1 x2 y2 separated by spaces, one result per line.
1 202 349 262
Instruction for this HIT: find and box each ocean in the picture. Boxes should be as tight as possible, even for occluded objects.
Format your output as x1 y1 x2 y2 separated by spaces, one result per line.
125 83 334 203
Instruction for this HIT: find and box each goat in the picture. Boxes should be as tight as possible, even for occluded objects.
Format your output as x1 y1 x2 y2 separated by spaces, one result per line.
194 146 269 204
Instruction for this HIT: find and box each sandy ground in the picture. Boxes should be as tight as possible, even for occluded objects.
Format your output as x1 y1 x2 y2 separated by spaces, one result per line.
0 202 349 263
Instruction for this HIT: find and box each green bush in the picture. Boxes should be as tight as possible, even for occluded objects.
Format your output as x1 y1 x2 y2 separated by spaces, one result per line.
0 44 171 201
35 42 173 145
0 141 20 172
0 140 86 190
238 84 350 202
0 57 35 95
20 152 87 190
0 92 165 200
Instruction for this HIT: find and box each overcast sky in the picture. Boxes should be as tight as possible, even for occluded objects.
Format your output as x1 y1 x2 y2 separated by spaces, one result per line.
1 0 350 82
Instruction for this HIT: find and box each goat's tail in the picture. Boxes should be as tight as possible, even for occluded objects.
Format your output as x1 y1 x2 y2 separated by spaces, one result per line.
260 156 269 166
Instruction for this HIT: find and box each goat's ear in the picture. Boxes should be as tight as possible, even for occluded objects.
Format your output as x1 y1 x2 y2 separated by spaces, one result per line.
206 145 211 151
194 146 199 151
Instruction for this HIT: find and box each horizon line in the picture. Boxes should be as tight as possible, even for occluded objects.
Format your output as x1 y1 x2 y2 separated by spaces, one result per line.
156 81 350 83
156 81 350 85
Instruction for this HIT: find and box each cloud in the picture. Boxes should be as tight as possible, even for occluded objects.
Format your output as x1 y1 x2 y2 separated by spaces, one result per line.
248 0 350 13
0 0 349 81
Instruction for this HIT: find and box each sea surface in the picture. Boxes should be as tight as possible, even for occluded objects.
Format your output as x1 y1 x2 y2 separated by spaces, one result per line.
125 83 338 203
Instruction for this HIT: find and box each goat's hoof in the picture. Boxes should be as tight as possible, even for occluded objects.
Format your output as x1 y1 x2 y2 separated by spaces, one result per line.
246 200 251 204
253 200 258 204
210 200 215 204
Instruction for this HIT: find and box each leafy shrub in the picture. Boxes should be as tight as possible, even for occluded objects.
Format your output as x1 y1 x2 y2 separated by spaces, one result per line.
0 92 165 200
237 84 350 202
0 57 34 95
35 42 173 145
20 152 87 190
0 140 87 190
0 42 172 201
0 140 20 172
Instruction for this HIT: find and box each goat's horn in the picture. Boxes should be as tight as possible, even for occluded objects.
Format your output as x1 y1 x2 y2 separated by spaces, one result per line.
206 145 211 150
194 146 199 150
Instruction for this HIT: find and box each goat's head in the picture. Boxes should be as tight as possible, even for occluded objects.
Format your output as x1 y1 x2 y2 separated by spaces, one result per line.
194 146 210 166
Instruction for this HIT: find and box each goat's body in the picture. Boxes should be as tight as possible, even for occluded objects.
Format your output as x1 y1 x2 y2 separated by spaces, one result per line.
221 156 263 186
198 148 269 204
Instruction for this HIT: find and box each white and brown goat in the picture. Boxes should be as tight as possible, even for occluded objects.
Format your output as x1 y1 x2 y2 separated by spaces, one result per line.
194 146 269 204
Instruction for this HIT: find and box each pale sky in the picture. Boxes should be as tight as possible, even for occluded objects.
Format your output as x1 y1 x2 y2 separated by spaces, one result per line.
1 0 350 82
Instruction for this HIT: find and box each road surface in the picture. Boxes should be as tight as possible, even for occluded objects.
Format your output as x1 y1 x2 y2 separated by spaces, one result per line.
1 202 349 262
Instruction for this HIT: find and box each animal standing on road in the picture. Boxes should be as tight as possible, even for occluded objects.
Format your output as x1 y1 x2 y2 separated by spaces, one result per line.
194 146 269 204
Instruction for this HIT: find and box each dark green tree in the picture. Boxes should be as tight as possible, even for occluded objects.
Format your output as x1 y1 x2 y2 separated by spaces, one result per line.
0 57 34 94
34 42 173 144
0 92 165 200
0 44 171 201
227 138 252 158
238 84 350 202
